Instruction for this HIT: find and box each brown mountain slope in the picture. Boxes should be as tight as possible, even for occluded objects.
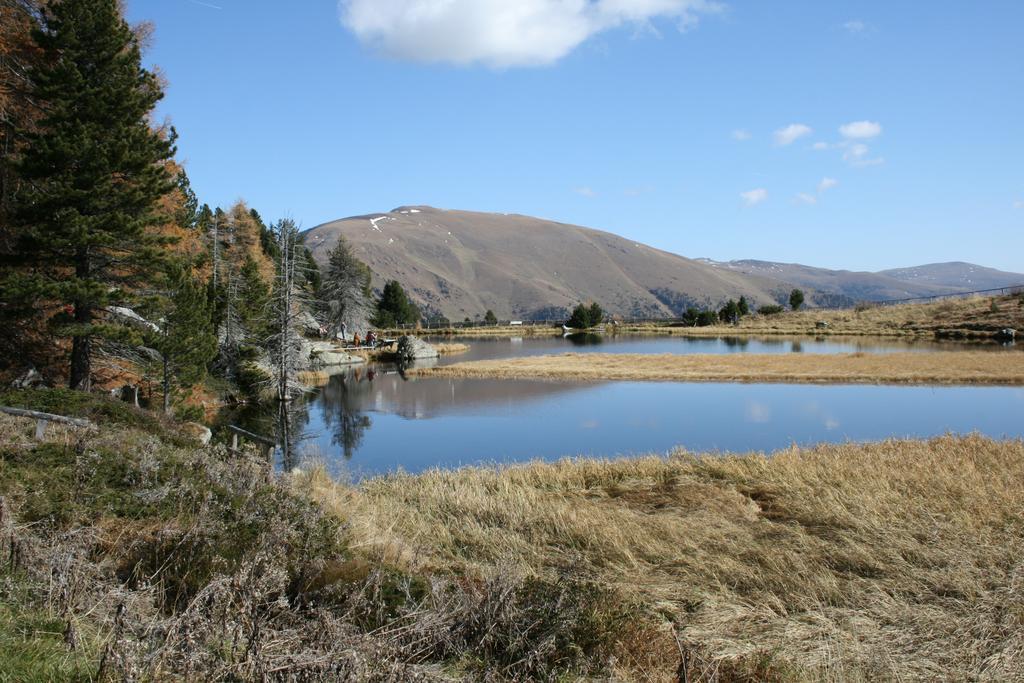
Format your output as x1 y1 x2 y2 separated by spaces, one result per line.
303 207 789 321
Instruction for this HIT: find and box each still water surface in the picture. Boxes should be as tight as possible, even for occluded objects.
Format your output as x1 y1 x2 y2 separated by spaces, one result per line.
223 335 1023 478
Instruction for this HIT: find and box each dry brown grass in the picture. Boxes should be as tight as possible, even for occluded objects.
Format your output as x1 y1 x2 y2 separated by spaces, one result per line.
626 293 1024 339
409 350 1024 385
299 435 1024 681
434 342 470 355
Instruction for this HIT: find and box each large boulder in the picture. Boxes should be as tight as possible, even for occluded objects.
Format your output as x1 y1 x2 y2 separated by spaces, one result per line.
305 340 365 368
396 335 439 363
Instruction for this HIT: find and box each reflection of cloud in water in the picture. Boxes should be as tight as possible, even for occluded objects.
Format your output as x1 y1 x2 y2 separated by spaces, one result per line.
801 401 840 431
581 419 600 430
745 401 771 424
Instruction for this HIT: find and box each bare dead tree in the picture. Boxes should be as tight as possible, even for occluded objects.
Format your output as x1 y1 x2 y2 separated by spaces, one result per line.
265 218 308 402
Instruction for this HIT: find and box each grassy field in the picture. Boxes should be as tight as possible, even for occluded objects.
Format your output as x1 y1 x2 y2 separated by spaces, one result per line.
388 293 1024 341
626 293 1024 340
409 350 1024 385
305 434 1024 681
2 389 1023 680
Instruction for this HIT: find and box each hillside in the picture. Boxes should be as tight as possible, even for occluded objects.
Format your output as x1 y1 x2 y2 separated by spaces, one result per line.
303 207 790 321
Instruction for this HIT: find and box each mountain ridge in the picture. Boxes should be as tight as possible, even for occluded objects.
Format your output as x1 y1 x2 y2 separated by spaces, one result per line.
303 207 1024 320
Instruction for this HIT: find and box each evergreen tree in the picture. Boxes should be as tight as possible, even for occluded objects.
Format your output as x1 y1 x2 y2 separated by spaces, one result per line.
719 299 740 324
588 302 604 326
737 296 750 316
374 280 419 328
567 303 591 329
299 246 321 294
319 236 371 337
484 309 498 325
12 0 176 389
174 170 199 231
146 264 216 414
236 256 270 338
789 289 805 311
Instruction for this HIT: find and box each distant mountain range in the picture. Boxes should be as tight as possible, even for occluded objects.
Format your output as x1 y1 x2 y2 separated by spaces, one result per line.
699 260 1024 308
303 206 1024 320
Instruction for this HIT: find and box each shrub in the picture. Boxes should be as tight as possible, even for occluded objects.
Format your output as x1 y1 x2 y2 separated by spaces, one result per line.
567 302 604 329
758 305 785 316
696 311 718 326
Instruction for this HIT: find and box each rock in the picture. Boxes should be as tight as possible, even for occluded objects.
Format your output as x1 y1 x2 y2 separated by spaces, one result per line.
396 335 439 363
815 321 830 329
997 328 1016 341
297 311 323 336
106 305 159 332
305 340 365 368
10 368 45 389
136 346 163 362
181 422 212 446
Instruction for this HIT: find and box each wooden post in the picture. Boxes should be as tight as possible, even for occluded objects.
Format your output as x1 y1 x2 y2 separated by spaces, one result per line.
231 432 239 451
34 419 47 441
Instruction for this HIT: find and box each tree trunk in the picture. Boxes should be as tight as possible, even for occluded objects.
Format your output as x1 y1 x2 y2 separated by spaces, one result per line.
162 355 171 414
70 249 92 391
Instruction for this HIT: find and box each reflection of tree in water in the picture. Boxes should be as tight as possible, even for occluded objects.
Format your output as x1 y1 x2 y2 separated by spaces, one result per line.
722 336 750 349
276 399 312 471
566 333 604 347
212 397 311 471
318 373 372 459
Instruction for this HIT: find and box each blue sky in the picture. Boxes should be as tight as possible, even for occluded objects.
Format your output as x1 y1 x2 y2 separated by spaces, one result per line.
126 1 1023 272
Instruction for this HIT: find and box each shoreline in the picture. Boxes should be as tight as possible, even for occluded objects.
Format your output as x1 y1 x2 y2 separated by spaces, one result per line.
408 350 1024 385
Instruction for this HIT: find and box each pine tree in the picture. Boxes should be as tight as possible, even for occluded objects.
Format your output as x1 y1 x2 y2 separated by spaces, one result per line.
236 256 270 338
319 236 371 337
789 289 805 311
146 264 216 414
12 0 176 389
374 280 419 328
737 296 750 316
567 303 591 329
484 309 498 325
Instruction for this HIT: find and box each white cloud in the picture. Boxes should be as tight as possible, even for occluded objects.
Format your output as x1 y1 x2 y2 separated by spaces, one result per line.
1015 200 1024 210
574 186 597 198
841 143 884 167
812 141 829 151
731 128 751 141
774 123 812 146
623 186 653 197
818 177 838 193
839 120 882 139
843 19 866 34
795 193 817 205
339 0 724 68
843 142 869 161
740 188 767 205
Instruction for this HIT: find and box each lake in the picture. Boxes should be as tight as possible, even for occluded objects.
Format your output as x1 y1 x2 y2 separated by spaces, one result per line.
221 335 1023 478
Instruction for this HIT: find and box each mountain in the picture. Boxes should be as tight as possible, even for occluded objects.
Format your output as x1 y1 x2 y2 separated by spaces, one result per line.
303 207 791 321
879 262 1024 291
304 207 1024 320
702 259 1024 306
